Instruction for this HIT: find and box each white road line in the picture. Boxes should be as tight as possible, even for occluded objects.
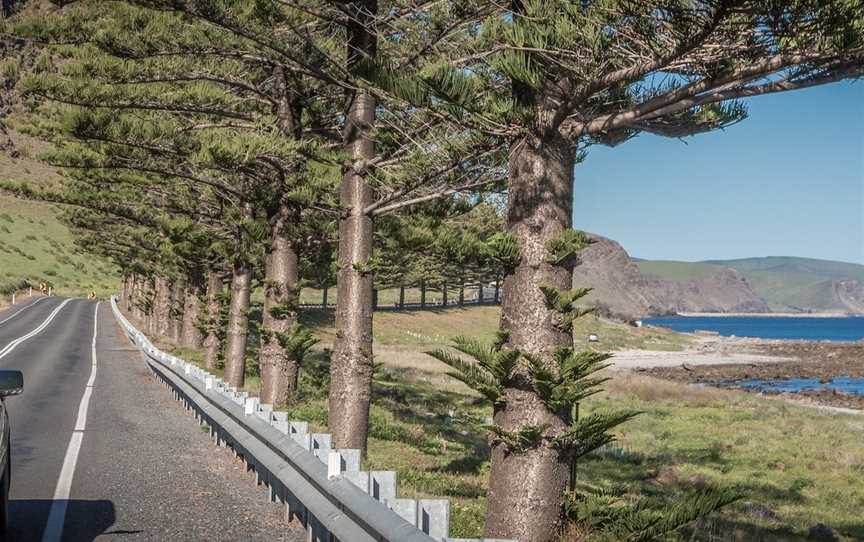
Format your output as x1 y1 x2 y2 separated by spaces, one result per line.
41 302 100 542
0 299 72 360
0 297 44 327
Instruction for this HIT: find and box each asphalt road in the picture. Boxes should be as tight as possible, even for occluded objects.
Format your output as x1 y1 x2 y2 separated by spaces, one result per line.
0 297 304 541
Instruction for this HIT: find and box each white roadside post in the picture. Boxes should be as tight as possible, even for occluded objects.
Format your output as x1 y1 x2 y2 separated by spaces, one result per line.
11 293 15 305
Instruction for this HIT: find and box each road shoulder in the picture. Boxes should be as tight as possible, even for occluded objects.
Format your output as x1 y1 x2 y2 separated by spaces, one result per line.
64 306 303 541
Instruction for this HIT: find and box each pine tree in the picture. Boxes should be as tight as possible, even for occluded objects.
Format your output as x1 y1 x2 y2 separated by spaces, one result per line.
358 2 864 539
7 1 503 419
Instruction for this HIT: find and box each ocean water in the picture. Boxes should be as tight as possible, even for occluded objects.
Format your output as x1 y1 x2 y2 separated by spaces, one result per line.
643 315 864 342
730 377 864 396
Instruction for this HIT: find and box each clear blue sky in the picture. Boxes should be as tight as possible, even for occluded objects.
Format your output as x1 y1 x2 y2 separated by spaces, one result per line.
573 82 864 265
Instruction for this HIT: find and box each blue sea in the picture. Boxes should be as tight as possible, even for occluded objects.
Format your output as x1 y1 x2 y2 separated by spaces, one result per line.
643 315 864 342
732 377 864 395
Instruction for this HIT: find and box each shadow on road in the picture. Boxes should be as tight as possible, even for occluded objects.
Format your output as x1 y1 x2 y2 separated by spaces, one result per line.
7 499 119 541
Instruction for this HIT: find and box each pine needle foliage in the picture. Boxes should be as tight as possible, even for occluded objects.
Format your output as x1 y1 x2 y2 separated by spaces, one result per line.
539 284 596 333
484 231 521 273
276 324 319 366
567 484 743 542
525 348 615 413
485 423 549 453
547 229 593 265
426 335 520 406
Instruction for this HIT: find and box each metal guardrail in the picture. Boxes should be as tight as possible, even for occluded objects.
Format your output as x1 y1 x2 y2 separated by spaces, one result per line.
110 296 513 542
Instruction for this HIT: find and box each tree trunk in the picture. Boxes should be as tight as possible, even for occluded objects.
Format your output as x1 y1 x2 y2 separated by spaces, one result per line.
141 275 154 329
126 275 135 311
119 275 128 311
478 283 484 303
259 208 301 406
458 283 464 306
420 280 426 308
329 0 378 454
180 276 203 349
153 275 172 338
168 278 184 343
494 278 501 304
442 284 448 306
223 260 251 389
399 285 405 308
202 270 223 371
322 287 328 308
132 275 143 320
483 135 575 542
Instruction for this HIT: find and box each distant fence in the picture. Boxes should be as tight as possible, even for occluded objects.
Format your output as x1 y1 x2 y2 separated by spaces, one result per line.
110 296 514 542
300 282 503 311
1 284 41 308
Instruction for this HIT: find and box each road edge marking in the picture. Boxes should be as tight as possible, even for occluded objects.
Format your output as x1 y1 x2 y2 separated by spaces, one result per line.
0 299 72 360
0 297 44 327
40 301 99 542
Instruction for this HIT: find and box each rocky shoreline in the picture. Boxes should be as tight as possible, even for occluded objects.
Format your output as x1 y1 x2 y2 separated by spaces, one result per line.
644 338 864 410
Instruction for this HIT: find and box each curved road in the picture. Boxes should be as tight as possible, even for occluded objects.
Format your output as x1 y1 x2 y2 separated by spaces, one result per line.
0 297 303 541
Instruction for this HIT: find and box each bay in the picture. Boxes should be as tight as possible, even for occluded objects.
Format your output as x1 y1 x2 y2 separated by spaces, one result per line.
643 315 864 342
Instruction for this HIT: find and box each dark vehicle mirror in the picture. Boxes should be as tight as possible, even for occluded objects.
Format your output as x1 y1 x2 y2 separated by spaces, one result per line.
0 371 23 397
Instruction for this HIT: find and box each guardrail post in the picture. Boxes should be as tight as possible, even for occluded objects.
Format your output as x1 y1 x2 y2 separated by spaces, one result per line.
369 471 396 502
419 500 450 539
271 412 289 434
327 451 341 479
289 421 309 436
244 397 260 416
311 433 331 461
388 499 418 526
256 403 274 422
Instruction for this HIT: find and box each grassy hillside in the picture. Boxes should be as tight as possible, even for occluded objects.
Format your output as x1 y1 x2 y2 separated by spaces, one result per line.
0 131 120 297
705 256 864 282
638 260 725 282
639 256 864 312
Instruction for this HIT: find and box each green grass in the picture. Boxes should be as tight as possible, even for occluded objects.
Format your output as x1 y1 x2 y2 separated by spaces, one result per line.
592 375 864 541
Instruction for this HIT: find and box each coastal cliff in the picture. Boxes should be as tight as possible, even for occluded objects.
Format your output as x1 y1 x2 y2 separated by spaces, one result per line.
573 235 769 320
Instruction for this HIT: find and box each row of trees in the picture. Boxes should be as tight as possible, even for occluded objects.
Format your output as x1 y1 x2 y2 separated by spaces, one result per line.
3 1 862 539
